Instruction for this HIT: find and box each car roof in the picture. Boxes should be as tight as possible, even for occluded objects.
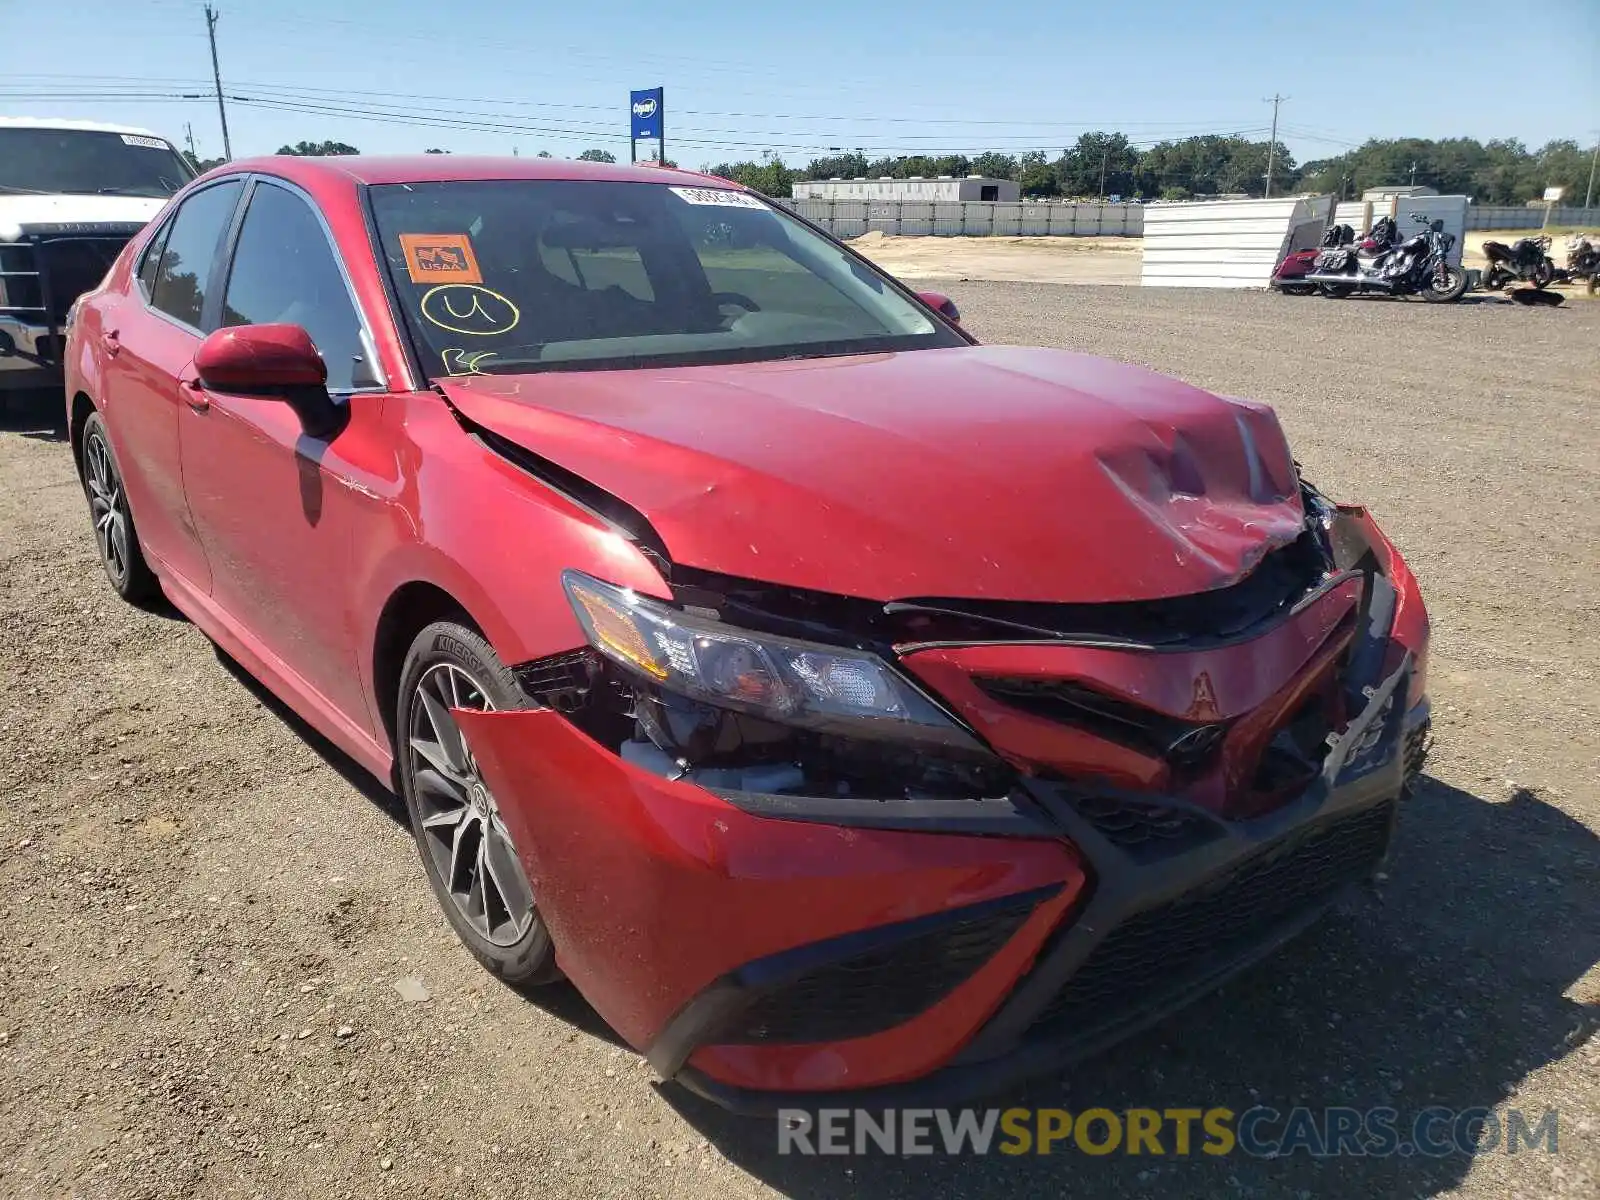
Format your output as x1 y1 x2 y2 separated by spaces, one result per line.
216 154 740 190
0 116 173 139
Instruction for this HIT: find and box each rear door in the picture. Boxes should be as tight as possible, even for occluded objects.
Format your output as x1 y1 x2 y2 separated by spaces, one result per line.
177 176 388 732
100 178 244 593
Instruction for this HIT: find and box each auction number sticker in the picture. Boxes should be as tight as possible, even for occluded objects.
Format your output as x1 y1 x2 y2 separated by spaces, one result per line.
120 134 169 150
399 233 483 285
668 187 767 210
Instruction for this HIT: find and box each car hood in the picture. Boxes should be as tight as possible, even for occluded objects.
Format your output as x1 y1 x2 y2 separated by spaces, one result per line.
0 194 165 242
436 345 1306 604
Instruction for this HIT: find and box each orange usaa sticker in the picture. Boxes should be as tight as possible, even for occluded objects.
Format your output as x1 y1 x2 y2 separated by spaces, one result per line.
399 233 483 285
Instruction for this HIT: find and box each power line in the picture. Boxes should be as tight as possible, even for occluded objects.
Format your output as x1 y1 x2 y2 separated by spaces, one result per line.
1 70 1265 133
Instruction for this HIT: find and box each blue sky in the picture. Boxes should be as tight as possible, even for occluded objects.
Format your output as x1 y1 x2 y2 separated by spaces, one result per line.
7 0 1597 167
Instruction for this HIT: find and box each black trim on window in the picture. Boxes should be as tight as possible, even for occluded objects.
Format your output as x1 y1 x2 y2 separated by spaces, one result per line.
198 172 390 393
141 176 246 336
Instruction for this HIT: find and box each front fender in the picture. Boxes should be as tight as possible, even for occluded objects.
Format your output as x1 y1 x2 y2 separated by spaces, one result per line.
350 396 672 718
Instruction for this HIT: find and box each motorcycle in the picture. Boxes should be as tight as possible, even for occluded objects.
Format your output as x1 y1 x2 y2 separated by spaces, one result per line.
1270 223 1355 295
1565 233 1599 295
1480 235 1557 290
1296 213 1468 302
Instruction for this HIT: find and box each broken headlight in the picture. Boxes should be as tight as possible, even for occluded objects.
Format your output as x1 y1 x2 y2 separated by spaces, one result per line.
562 570 982 751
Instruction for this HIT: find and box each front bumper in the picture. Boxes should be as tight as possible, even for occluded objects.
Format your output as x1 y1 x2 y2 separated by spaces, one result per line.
0 314 63 388
456 646 1421 1113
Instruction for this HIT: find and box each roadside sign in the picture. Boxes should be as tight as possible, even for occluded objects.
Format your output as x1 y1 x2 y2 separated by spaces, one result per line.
1542 186 1564 202
630 88 664 165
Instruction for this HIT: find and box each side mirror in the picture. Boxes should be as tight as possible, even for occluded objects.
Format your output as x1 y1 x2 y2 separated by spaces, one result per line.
917 291 961 325
194 324 345 438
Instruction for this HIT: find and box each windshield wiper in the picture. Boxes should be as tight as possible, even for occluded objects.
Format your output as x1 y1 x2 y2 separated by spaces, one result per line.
0 185 54 195
96 186 162 197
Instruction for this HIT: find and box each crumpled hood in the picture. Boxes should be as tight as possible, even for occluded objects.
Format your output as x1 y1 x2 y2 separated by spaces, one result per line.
0 194 164 242
438 345 1305 603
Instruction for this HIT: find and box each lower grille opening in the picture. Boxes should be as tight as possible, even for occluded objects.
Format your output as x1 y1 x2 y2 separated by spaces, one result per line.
1028 800 1394 1036
1064 792 1218 855
721 894 1045 1045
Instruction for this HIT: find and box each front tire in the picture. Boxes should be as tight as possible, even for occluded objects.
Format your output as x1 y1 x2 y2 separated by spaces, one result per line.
1423 264 1469 303
396 620 559 989
79 411 159 605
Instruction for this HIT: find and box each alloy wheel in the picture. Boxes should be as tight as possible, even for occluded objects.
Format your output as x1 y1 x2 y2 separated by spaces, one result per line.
406 663 536 947
84 431 130 586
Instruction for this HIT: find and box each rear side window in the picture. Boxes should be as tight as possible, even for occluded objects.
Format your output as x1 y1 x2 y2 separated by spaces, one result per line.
135 218 171 300
149 181 242 329
221 182 373 391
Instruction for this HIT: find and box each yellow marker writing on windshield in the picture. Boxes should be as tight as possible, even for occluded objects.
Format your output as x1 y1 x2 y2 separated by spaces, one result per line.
420 285 520 336
441 348 499 376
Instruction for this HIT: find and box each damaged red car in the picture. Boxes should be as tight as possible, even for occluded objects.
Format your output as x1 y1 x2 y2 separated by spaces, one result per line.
63 156 1430 1112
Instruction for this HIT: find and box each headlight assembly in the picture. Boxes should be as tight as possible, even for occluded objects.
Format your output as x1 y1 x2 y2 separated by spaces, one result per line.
561 570 981 750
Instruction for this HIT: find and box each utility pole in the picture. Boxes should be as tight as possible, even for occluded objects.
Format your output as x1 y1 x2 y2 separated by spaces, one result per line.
203 5 232 161
1409 160 1418 186
1586 133 1599 210
1263 94 1286 197
1098 145 1109 203
184 122 196 159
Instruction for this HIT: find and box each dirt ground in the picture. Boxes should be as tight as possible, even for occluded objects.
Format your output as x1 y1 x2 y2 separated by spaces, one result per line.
848 231 1142 283
1 285 1596 1200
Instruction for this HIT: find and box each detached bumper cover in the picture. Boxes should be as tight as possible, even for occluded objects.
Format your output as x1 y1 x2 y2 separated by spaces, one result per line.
456 648 1415 1110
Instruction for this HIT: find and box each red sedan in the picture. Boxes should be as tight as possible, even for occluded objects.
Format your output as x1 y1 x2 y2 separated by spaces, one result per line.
63 156 1430 1111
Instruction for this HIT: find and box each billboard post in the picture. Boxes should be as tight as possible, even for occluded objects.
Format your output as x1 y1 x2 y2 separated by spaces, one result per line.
630 88 664 164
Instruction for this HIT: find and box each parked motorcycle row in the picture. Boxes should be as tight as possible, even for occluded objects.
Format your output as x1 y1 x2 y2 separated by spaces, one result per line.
1272 216 1600 302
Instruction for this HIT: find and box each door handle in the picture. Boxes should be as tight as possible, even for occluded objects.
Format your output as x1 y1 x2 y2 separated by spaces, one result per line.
181 376 210 412
101 329 120 358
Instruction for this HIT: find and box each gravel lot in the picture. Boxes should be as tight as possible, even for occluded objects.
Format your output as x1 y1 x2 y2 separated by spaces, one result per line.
1 286 1595 1200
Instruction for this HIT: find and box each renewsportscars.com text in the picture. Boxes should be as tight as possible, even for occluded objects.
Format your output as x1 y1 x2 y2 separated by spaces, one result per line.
776 1106 1560 1158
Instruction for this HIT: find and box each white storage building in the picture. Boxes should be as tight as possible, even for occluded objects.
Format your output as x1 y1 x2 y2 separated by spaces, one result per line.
791 176 1021 203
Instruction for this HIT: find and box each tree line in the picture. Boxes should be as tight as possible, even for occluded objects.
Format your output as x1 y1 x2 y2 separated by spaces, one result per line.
182 132 1594 206
707 133 1593 204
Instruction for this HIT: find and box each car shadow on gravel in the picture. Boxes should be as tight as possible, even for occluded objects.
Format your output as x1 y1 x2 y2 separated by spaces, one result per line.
211 645 406 823
0 388 68 441
662 778 1599 1200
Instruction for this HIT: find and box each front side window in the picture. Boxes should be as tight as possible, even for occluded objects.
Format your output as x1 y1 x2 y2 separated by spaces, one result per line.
369 180 960 377
0 128 194 198
149 181 243 329
222 182 373 391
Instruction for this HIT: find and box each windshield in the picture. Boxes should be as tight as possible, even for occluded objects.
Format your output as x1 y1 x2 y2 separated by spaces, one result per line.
0 128 194 198
368 180 962 376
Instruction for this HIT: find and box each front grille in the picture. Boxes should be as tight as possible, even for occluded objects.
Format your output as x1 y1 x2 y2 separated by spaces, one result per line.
36 238 127 325
1029 801 1394 1034
0 242 42 314
1066 793 1217 853
976 676 1228 766
723 894 1044 1044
